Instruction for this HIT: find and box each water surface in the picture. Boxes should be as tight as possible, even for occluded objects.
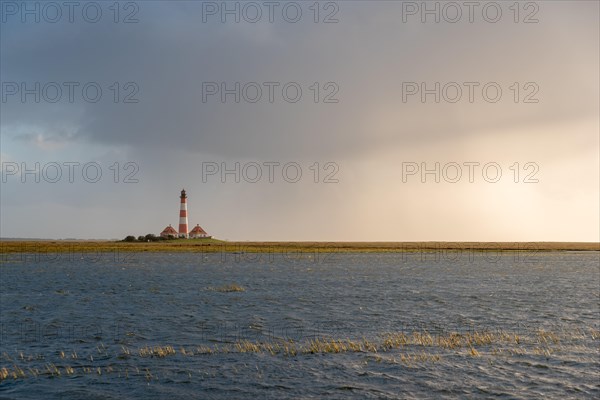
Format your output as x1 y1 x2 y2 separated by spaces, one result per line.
1 252 598 399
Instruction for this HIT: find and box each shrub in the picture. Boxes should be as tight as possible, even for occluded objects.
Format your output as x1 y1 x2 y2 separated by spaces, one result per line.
144 234 159 242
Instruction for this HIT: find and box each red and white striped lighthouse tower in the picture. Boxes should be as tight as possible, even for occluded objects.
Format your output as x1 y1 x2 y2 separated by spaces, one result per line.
178 189 189 238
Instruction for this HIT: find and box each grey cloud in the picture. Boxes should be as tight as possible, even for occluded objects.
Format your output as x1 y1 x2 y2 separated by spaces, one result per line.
1 1 597 161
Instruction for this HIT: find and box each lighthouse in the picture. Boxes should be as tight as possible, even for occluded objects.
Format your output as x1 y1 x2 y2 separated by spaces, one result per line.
178 189 189 238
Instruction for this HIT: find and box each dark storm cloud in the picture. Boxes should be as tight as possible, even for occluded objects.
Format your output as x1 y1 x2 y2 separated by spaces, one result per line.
2 1 597 160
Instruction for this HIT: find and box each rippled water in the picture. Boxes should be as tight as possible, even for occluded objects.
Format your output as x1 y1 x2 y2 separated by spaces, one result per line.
1 251 598 399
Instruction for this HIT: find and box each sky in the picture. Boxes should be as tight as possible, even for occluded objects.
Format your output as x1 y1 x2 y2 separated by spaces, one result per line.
0 0 598 241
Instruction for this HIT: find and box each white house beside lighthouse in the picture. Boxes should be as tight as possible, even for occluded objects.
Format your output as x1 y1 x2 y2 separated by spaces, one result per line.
189 224 211 239
160 224 178 238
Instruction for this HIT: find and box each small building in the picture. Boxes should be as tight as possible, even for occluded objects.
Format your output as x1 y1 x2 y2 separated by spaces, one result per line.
160 224 178 238
189 224 211 239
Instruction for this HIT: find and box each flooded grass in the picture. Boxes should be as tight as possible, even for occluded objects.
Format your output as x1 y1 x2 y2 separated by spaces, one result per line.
207 284 246 293
2 327 597 382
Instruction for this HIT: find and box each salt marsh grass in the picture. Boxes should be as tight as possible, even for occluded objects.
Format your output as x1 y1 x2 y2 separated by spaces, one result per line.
207 284 246 292
1 240 597 256
2 327 597 382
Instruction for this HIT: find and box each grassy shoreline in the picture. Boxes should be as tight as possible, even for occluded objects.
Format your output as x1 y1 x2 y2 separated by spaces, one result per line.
0 240 598 253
